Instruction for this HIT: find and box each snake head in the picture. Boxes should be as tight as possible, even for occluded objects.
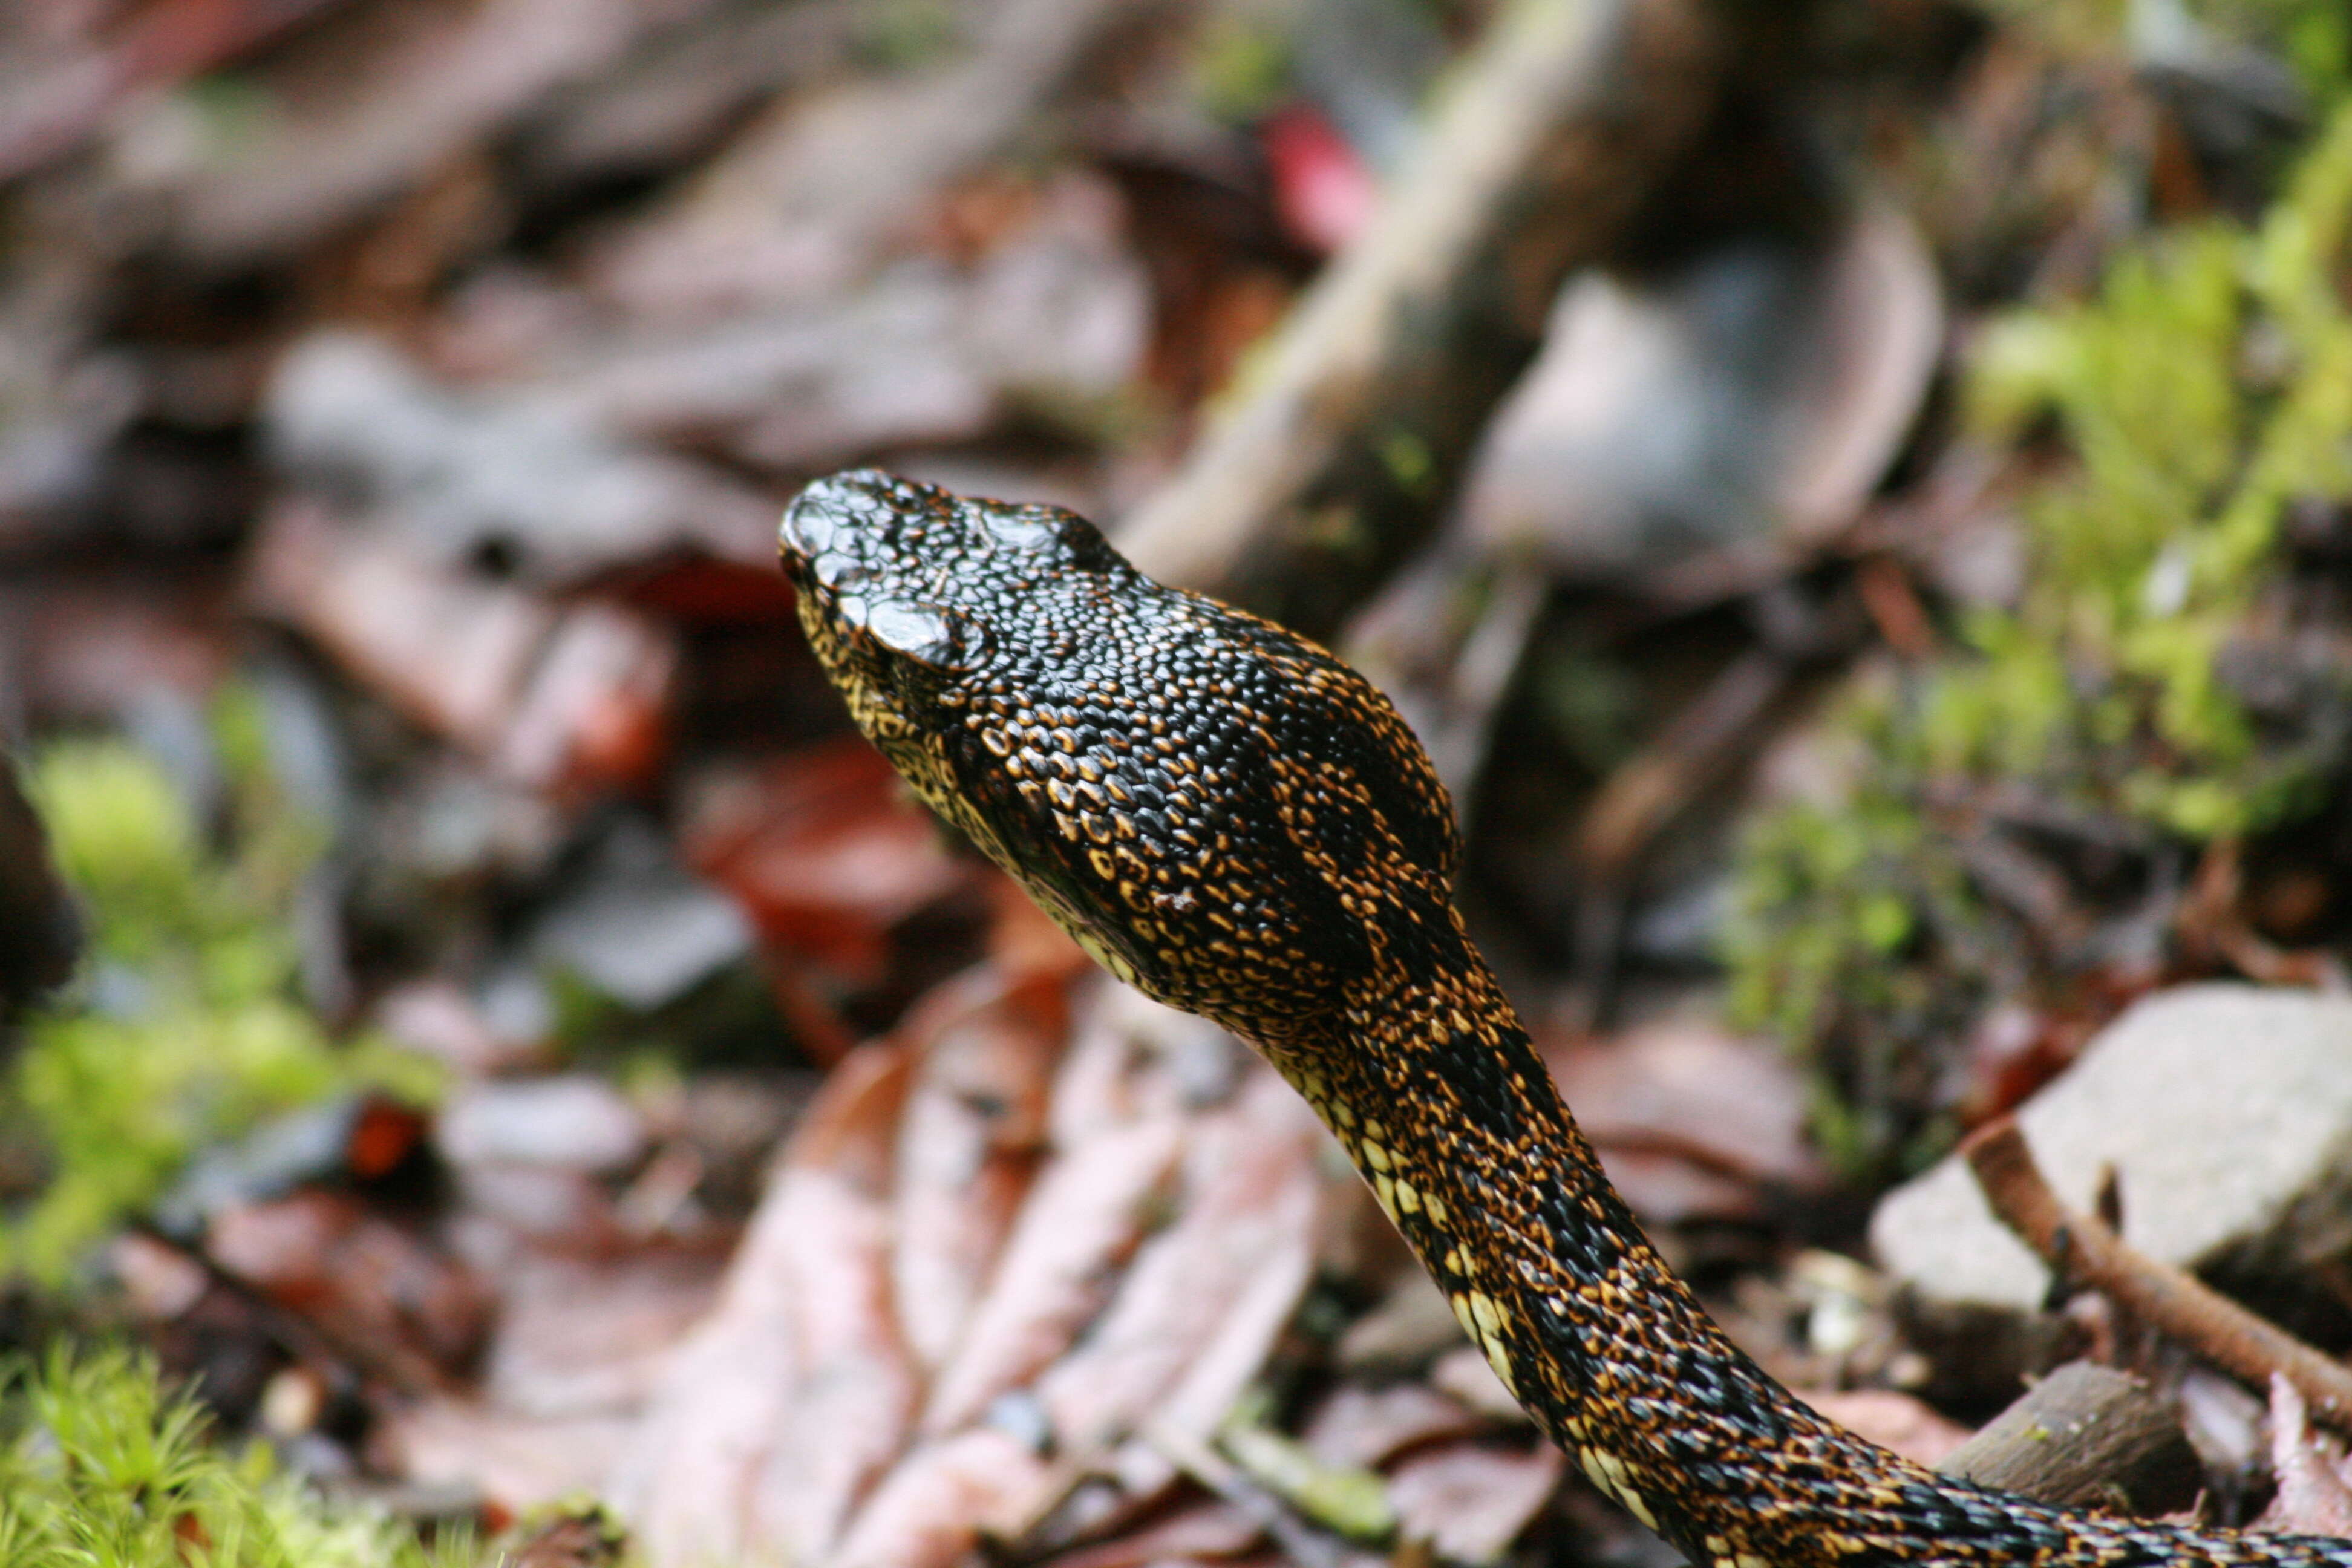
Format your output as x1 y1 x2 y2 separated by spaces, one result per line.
783 470 1012 679
782 471 1076 773
780 469 1462 1042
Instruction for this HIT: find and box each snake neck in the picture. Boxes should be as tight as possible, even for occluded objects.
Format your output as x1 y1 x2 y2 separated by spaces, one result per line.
1265 921 1854 1561
1263 910 2350 1568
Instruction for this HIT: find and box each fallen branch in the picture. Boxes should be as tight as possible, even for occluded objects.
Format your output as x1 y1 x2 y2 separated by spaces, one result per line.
1961 1116 2352 1434
1118 0 1728 636
1933 1361 2201 1515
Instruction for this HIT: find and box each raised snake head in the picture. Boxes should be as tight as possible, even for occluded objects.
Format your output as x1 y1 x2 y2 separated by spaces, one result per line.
780 469 1462 1046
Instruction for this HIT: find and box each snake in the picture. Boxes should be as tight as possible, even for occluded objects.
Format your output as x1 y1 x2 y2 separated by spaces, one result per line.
779 469 2352 1567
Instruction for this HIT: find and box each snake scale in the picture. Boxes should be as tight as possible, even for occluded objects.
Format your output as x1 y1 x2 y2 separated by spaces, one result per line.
779 469 2352 1568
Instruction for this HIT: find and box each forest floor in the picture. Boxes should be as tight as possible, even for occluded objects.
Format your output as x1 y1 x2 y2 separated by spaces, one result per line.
5 1 2352 1564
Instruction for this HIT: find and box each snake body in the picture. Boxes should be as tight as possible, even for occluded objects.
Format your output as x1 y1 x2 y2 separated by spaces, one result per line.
780 470 2352 1567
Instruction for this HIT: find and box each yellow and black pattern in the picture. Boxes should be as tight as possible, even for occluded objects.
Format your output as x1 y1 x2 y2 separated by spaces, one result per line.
781 469 2352 1568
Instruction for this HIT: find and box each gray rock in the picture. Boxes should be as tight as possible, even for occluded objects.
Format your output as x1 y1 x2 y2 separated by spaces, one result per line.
438 1074 645 1174
1872 984 2352 1316
529 817 751 1011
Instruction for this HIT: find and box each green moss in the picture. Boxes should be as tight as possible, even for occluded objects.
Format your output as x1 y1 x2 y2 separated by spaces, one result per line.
1725 756 1985 1179
1188 12 1293 125
1971 0 2125 54
0 1346 468 1568
2207 0 2352 99
1980 0 2350 96
1954 101 2352 835
1728 103 2352 1176
7 707 440 1284
850 0 965 71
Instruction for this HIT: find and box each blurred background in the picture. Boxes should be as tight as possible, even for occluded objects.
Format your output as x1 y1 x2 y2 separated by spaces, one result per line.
4 0 2352 1563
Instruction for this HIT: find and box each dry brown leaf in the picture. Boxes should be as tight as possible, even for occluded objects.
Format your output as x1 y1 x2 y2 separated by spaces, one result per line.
893 969 1068 1369
984 871 1094 981
1036 1072 1324 1459
248 498 552 753
1774 203 1945 541
534 172 1146 474
2259 1374 2352 1538
1386 1442 1566 1566
247 497 675 789
0 0 351 183
1544 1016 1825 1223
482 1250 725 1421
265 332 774 580
437 1076 645 1175
1549 1017 1820 1184
374 978 548 1077
1 577 233 722
1459 203 1939 575
581 0 1159 324
1048 1079 1331 1533
449 1164 627 1246
746 1146 919 1564
495 601 674 793
610 1043 912 1566
686 737 973 985
827 1428 1056 1568
377 1400 636 1514
502 1506 629 1568
205 1189 490 1379
613 983 1342 1564
1303 1384 1487 1472
918 1111 1186 1436
1575 1147 1763 1227
1045 987 1212 1145
1036 1501 1262 1568
147 0 667 264
1428 1347 1531 1426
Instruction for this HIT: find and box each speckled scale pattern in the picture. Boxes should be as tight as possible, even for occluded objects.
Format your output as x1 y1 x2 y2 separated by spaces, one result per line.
781 470 2352 1568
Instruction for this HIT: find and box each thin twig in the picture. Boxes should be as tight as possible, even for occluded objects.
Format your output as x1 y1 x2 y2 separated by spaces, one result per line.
128 1220 449 1399
1961 1117 2352 1434
1572 648 1792 880
1119 0 1727 635
1142 1419 1351 1568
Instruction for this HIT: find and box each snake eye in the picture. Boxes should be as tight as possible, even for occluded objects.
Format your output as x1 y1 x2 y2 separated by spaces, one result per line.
863 598 983 669
979 507 1061 551
808 552 868 590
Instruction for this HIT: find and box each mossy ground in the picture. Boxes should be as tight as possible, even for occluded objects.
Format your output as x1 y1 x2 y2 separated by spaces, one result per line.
5 698 442 1284
0 708 471 1564
0 1347 470 1568
1728 100 2352 1179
